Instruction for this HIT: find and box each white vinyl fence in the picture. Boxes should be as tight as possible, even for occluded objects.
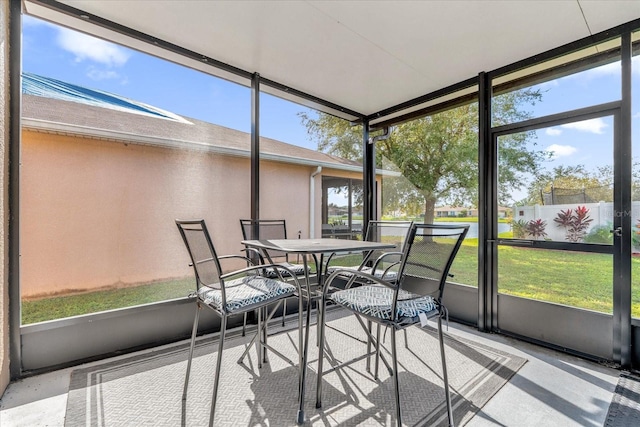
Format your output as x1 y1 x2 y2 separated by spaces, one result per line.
512 202 640 249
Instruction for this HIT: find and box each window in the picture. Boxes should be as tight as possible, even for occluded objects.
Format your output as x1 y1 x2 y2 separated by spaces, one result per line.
322 176 363 240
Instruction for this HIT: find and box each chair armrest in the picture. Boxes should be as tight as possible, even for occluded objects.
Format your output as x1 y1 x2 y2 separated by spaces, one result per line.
323 268 396 295
240 247 265 264
370 251 403 268
324 248 376 275
324 251 337 267
218 253 256 266
220 263 308 296
368 251 403 280
322 251 339 277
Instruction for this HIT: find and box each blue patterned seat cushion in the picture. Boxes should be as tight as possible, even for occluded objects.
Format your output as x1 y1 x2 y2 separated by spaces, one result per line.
264 262 306 278
330 284 436 323
198 276 296 313
327 266 398 281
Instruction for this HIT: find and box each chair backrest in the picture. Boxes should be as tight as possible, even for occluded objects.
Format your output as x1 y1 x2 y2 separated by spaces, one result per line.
363 220 413 263
321 223 334 237
176 219 224 292
397 223 469 302
239 219 289 260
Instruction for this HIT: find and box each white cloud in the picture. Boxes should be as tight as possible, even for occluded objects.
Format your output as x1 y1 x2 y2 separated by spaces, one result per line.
560 118 607 134
545 144 577 159
57 27 130 67
545 128 562 136
87 67 120 81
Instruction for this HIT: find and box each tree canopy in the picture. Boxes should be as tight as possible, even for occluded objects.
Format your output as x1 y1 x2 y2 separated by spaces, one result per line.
300 89 545 223
522 164 614 205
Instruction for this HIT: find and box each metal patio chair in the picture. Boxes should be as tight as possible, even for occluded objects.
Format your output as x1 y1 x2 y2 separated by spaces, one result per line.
240 219 306 330
321 223 335 238
176 219 304 427
323 220 413 372
316 223 469 427
239 219 306 277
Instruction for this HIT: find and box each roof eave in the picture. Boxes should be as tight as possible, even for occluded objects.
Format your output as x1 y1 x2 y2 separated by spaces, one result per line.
22 118 398 175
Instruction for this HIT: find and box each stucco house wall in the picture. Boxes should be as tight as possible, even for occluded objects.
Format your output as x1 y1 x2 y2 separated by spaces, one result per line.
20 129 330 298
259 159 311 239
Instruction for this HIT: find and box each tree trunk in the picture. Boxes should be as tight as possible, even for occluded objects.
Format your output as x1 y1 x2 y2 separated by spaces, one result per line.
423 196 436 224
419 196 437 243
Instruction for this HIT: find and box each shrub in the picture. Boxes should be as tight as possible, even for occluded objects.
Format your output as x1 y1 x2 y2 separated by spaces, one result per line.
554 206 593 242
553 208 573 229
583 224 613 244
526 218 548 240
512 219 528 239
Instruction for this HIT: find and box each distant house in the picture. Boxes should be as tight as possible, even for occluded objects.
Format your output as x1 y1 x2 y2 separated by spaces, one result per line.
498 206 512 218
435 206 476 217
20 73 379 297
434 205 511 218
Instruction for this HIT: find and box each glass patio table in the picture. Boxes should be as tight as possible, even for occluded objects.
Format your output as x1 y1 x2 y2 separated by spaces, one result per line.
241 238 395 424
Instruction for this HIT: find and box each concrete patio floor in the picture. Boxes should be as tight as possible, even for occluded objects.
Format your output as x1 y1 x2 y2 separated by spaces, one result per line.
0 318 622 426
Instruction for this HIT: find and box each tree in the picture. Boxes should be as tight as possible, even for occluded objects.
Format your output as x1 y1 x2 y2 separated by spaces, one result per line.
300 89 544 223
523 165 613 205
523 160 640 205
380 174 425 218
298 111 364 161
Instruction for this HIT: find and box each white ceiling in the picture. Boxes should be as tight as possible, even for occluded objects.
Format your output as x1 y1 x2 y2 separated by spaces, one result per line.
24 1 640 121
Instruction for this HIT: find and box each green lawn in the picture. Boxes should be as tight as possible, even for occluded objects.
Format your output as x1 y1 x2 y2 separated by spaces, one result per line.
22 278 193 324
497 246 616 313
21 239 640 324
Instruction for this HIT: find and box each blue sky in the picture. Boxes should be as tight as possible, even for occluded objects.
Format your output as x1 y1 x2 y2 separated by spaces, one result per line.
22 15 318 150
22 14 640 193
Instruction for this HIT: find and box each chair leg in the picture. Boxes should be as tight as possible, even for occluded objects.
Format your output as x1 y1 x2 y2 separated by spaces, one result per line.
403 328 408 349
374 324 381 380
257 307 263 369
315 296 327 409
315 297 322 347
208 315 227 427
315 295 322 348
183 303 201 402
390 327 402 427
282 297 287 327
438 314 455 427
296 294 305 422
242 312 247 337
298 297 304 374
366 319 372 372
298 293 313 424
263 307 268 363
